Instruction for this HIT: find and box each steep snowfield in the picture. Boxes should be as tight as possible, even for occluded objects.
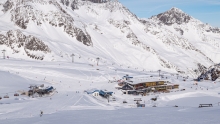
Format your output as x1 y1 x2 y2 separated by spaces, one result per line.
149 7 220 64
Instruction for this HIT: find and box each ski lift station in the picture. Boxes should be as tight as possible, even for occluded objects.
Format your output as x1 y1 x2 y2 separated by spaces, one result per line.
86 89 113 98
86 90 100 97
28 84 56 97
118 75 179 95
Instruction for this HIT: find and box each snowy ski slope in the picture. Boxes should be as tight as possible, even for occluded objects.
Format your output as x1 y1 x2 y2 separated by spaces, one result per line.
0 0 220 123
0 58 220 123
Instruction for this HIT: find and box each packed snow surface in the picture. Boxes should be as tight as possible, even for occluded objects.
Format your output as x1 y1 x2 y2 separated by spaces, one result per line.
0 58 220 124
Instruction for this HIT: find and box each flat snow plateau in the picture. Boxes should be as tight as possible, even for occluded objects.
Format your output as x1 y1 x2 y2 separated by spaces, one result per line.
0 58 220 124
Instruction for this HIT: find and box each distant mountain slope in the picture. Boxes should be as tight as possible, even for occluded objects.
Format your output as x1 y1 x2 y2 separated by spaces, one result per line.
0 0 220 78
149 7 220 64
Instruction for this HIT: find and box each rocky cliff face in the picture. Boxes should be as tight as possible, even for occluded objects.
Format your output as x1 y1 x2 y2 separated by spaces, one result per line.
4 0 92 46
0 30 50 60
197 63 220 81
151 7 191 25
2 0 13 12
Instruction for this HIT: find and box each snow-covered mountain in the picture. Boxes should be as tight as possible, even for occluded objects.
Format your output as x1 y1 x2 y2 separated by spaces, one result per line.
147 7 220 76
1 2 220 122
0 0 220 77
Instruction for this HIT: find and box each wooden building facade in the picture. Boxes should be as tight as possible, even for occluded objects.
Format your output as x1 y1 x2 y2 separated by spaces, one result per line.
121 80 179 95
133 81 166 90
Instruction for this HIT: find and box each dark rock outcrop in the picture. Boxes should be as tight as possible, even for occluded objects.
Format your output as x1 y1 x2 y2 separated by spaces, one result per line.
152 7 191 25
2 0 13 12
209 27 220 34
75 28 92 46
9 1 93 46
85 0 108 3
61 0 70 6
0 30 50 60
71 0 79 10
0 34 7 44
25 36 50 52
197 63 220 81
175 28 184 35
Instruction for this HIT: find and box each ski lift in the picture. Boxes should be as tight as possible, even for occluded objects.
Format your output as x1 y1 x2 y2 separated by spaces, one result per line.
123 100 127 103
4 94 9 98
14 93 19 96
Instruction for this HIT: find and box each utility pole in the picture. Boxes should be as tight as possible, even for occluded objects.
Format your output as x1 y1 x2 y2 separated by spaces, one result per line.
96 57 100 66
158 69 161 77
70 54 75 63
2 49 6 59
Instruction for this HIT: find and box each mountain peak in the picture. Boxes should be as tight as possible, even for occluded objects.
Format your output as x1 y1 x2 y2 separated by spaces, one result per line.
169 7 184 13
151 7 191 25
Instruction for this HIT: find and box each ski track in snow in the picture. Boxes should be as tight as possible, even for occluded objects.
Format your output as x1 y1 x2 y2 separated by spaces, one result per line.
0 58 220 123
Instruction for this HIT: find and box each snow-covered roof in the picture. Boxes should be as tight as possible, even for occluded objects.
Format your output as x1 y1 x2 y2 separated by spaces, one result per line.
128 77 170 85
86 88 99 94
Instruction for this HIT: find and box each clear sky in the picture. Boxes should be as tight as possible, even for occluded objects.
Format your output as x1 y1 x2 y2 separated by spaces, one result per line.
118 0 220 27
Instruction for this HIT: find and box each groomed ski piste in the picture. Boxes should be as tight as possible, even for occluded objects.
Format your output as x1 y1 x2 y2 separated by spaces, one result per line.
0 58 220 124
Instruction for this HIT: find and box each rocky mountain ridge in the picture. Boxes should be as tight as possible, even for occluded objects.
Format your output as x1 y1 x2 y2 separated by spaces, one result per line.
150 7 191 25
0 0 219 78
0 29 50 60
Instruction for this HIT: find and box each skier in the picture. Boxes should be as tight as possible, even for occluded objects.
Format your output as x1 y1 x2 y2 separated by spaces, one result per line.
40 110 43 117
